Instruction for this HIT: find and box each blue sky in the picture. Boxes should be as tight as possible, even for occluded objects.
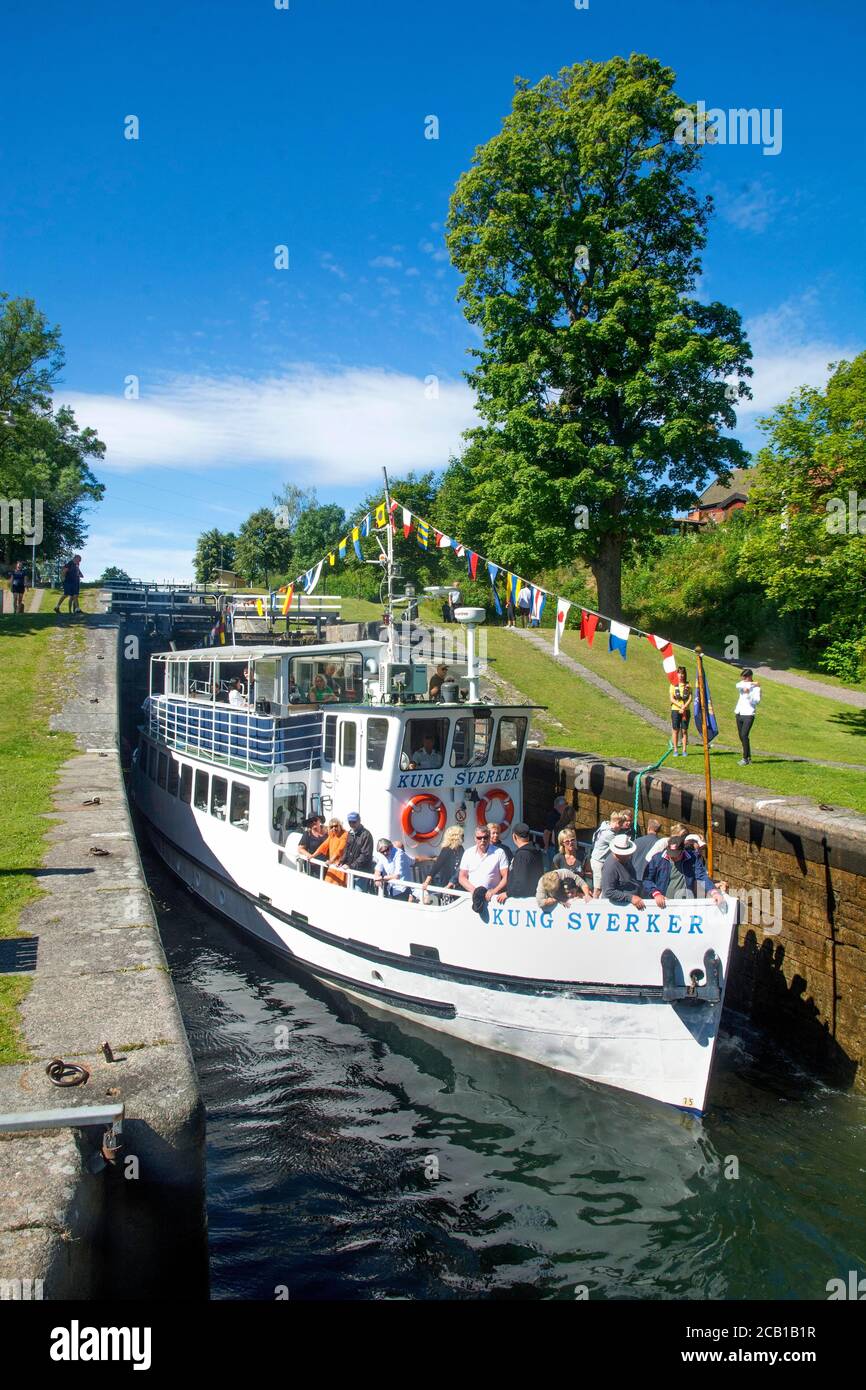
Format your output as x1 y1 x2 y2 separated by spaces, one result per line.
2 0 864 579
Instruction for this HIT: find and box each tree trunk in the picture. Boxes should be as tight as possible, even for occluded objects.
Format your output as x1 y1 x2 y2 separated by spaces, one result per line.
590 535 624 619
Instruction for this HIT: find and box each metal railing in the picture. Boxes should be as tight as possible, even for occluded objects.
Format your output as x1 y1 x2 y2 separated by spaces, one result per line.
283 851 467 906
146 696 322 774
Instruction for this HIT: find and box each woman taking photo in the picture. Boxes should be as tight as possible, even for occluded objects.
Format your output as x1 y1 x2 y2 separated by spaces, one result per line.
670 665 692 758
734 668 762 765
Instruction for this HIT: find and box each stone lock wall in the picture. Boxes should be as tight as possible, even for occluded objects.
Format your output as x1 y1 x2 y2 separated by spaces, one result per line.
524 749 866 1091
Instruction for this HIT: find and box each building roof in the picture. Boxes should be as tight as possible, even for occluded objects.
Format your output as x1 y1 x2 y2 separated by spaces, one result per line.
697 467 755 508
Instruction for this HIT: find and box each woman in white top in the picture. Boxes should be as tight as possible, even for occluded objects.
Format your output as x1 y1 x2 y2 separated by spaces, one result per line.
734 668 761 765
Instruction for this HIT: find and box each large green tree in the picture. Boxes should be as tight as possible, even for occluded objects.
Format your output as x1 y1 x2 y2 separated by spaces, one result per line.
0 295 104 563
291 502 347 576
234 507 292 588
446 54 752 615
739 352 866 681
193 527 237 584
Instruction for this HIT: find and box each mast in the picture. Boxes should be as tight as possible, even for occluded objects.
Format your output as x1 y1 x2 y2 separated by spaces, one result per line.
382 466 395 663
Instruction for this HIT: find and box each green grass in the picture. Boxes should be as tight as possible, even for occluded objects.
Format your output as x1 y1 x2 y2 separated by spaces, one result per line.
0 604 83 1061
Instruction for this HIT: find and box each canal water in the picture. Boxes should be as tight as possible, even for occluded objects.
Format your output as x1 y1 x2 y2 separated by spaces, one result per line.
143 847 866 1302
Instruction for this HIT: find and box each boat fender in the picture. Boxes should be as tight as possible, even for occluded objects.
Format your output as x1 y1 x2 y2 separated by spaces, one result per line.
401 793 447 842
476 788 515 829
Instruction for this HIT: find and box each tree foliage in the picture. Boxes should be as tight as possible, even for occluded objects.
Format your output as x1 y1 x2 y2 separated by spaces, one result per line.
234 508 292 588
194 528 237 584
445 54 752 615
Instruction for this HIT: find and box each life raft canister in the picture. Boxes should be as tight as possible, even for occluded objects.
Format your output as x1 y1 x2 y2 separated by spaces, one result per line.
476 788 516 829
401 793 447 842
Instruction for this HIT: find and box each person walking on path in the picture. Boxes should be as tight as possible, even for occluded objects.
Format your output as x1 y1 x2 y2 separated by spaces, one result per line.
10 561 27 614
55 555 83 614
669 665 692 758
734 668 761 766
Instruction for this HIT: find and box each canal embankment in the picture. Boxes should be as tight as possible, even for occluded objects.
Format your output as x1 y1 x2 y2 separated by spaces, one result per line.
0 601 206 1299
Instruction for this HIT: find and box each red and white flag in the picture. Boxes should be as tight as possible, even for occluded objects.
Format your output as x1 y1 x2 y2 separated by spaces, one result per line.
402 508 413 538
646 633 678 684
554 597 572 655
580 609 599 646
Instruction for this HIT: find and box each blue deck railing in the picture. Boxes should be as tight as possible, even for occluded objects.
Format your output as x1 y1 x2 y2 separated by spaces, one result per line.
146 697 322 774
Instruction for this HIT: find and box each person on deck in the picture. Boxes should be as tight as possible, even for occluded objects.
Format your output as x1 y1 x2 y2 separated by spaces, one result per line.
459 826 509 912
428 664 448 701
498 822 545 901
542 795 573 866
589 810 631 894
632 818 664 876
487 821 512 864
296 815 327 874
227 680 246 708
600 835 652 909
310 817 349 885
419 824 465 904
374 838 415 899
343 812 375 892
536 868 588 909
670 666 692 758
553 827 584 876
643 834 724 907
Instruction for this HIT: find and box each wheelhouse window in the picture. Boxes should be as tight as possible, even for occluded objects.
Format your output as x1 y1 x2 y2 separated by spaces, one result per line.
340 720 357 767
272 777 306 840
188 662 215 700
366 718 389 771
194 769 209 810
494 715 527 766
167 756 180 797
211 776 228 821
169 663 188 697
180 765 193 804
323 714 337 763
288 652 363 705
230 783 250 830
157 751 168 789
451 716 492 768
400 718 448 771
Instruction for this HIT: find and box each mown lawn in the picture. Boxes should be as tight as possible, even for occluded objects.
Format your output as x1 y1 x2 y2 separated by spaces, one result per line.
0 602 83 1061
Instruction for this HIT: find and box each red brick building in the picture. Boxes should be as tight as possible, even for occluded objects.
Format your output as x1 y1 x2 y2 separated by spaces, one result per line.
680 467 754 526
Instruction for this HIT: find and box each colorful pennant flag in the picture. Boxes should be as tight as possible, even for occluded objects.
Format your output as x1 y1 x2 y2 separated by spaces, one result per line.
554 597 572 656
374 502 387 528
255 598 264 618
328 552 335 567
609 620 630 660
580 609 599 645
467 550 479 580
352 526 363 561
360 513 371 538
487 561 502 615
531 588 546 624
416 519 430 549
437 532 452 549
338 537 347 560
646 633 678 685
402 508 413 539
303 560 324 595
281 583 294 616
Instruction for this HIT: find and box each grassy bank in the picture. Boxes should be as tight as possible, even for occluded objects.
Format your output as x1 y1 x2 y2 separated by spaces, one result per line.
0 605 82 1061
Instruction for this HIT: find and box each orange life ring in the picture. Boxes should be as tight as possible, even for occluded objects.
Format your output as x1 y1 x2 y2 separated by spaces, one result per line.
401 794 447 842
476 789 515 829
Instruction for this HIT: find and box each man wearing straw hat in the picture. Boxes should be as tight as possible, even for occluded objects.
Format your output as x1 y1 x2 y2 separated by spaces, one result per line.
600 834 651 909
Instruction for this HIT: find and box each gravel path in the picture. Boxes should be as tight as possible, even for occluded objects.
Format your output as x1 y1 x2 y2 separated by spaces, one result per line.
749 663 866 709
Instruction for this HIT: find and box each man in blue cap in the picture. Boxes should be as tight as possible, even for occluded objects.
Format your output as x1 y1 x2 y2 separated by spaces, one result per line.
343 812 375 892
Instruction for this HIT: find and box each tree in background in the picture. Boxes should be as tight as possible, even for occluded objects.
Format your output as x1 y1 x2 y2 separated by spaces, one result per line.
194 528 237 584
98 566 131 583
291 502 347 576
446 55 752 616
0 294 104 564
234 508 292 589
740 352 866 681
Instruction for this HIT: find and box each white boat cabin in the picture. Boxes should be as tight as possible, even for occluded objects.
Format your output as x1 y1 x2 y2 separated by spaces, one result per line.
142 641 533 851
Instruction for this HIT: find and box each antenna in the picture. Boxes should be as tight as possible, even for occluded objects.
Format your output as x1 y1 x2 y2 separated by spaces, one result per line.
382 466 395 664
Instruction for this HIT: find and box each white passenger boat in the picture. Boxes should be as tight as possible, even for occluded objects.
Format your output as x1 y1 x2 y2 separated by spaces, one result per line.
132 586 737 1113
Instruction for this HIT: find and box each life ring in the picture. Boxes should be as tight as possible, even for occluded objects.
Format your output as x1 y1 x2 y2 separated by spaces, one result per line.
476 789 515 829
401 794 447 842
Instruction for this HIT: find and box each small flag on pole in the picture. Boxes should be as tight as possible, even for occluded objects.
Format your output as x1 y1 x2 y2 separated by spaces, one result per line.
375 502 387 528
609 620 630 660
402 508 413 538
646 633 678 684
281 583 294 616
694 660 719 744
554 598 572 655
416 519 430 548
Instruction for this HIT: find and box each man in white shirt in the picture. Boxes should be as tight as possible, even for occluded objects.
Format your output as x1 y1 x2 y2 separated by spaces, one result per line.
459 828 509 909
374 838 414 899
734 667 761 765
411 732 442 768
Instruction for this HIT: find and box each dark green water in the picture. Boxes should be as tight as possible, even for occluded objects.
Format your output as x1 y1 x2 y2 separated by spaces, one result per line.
146 848 866 1301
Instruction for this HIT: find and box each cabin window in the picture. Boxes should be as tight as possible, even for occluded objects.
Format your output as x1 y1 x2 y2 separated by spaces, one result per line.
167 756 180 797
211 776 228 821
194 769 209 811
494 716 527 766
451 716 492 768
253 658 279 710
180 765 193 804
400 718 448 771
157 752 168 789
230 783 250 830
169 664 187 696
188 661 215 700
323 714 337 763
366 718 389 771
288 652 363 705
146 743 157 780
339 721 357 767
272 779 305 839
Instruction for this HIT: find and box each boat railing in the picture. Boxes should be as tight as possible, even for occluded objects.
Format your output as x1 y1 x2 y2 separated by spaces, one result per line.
284 852 466 906
146 695 323 775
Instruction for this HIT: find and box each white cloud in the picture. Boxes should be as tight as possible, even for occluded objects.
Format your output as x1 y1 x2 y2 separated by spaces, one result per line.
736 293 858 418
716 180 777 233
62 366 478 483
370 255 402 269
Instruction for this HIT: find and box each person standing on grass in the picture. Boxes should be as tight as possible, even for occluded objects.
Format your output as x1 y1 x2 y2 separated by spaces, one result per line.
55 555 82 615
10 561 27 614
669 665 692 758
734 668 761 766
